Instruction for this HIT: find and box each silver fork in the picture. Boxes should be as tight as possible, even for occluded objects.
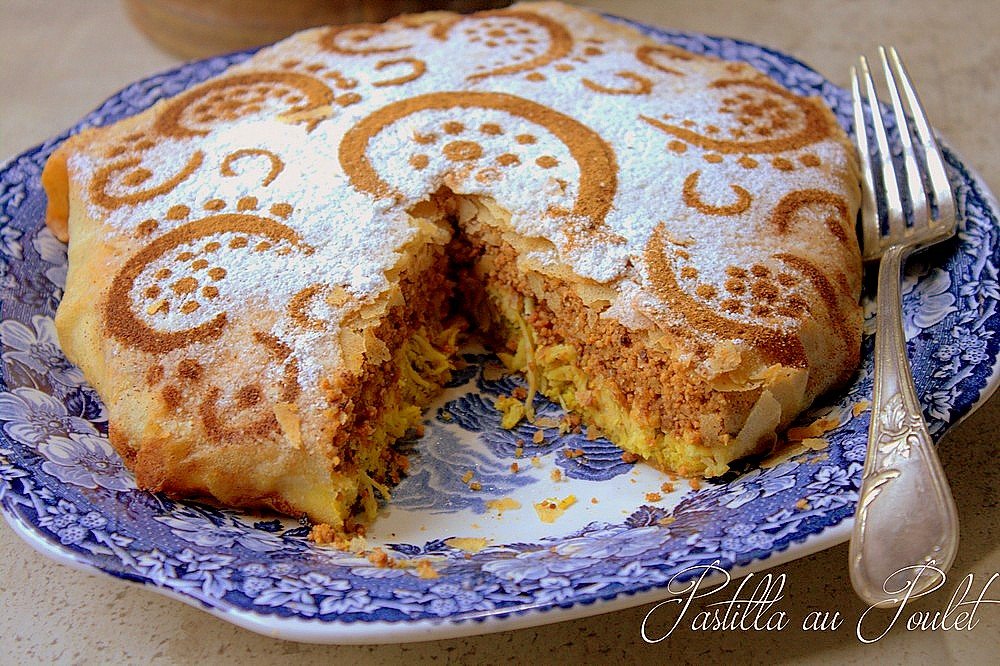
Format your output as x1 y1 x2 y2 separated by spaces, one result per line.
848 46 959 607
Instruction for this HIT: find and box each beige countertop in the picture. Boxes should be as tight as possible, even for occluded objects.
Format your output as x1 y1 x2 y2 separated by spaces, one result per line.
1 1 998 663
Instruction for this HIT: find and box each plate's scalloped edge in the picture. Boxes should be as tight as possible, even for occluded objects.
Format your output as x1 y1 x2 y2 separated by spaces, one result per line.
0 15 998 645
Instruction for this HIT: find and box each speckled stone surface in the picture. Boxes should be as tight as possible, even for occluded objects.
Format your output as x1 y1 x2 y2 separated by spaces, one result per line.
1 1 998 663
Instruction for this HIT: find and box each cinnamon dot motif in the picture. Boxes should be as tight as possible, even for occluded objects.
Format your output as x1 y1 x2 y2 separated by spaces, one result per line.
145 364 164 386
338 91 623 247
433 9 574 81
643 223 810 367
104 213 310 354
235 385 263 408
535 155 558 168
695 284 717 299
409 154 430 169
136 219 159 237
640 79 835 154
89 151 205 212
270 203 293 219
772 157 794 171
443 141 483 162
171 277 198 295
320 21 413 55
153 72 334 138
167 205 190 220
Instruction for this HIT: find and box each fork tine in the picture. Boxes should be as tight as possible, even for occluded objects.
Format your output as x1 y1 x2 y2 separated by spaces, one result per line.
859 55 906 241
880 46 927 228
851 65 880 257
886 46 955 226
859 56 906 238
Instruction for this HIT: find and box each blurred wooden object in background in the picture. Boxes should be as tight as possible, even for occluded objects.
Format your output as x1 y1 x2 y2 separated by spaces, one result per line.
124 0 510 59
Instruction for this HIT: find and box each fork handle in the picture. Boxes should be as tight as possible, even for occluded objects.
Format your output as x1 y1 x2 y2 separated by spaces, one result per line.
849 244 960 607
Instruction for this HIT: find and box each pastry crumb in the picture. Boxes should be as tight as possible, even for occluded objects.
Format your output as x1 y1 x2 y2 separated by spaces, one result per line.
645 492 662 502
801 437 828 451
415 559 439 579
621 451 640 463
445 536 489 553
532 429 545 444
786 417 839 441
550 468 562 482
495 395 526 429
308 523 337 546
852 400 872 417
530 455 542 468
486 497 521 515
533 495 577 523
367 547 395 568
660 481 675 493
688 478 702 490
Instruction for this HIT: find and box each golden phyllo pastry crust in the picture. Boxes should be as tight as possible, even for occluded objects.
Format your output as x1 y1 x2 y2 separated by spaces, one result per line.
42 2 861 529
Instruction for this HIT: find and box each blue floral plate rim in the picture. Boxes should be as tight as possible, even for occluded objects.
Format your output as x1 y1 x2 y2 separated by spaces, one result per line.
1 16 998 644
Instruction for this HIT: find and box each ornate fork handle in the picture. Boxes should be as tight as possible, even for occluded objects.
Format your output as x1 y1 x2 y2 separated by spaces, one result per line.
849 244 960 605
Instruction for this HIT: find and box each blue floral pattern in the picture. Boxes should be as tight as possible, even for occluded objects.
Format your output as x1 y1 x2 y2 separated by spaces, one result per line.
0 20 998 640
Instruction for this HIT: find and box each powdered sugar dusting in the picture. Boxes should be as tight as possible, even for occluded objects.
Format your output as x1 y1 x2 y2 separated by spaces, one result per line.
64 0 860 405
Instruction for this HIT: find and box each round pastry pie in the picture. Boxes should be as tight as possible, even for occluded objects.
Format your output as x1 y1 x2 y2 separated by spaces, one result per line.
42 1 862 531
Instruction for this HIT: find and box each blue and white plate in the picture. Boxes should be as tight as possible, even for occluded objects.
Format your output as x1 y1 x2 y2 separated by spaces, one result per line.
1 18 998 644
